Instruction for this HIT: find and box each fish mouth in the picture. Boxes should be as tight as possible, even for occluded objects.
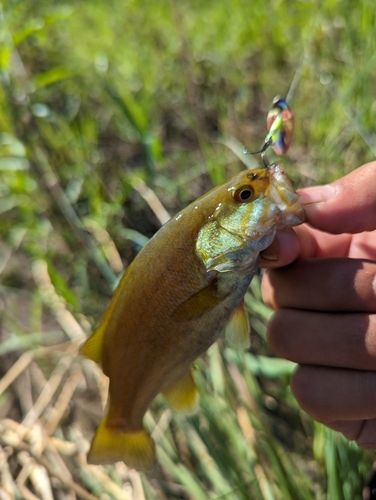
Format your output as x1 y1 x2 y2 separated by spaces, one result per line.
266 163 305 228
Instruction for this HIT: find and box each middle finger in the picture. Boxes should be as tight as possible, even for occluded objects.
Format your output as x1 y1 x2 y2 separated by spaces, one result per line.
262 258 376 312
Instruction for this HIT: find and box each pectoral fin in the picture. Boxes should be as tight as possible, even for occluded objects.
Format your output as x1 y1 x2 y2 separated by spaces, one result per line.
162 368 199 414
173 279 223 322
225 300 250 348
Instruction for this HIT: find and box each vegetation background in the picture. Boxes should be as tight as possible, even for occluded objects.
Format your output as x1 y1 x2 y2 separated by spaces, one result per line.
1 0 376 499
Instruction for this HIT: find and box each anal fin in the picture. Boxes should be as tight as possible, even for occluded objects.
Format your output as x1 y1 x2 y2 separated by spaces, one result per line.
162 368 199 414
225 300 250 348
88 419 156 471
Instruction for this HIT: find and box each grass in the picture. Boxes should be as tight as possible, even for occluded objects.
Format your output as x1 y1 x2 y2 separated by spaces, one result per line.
0 0 375 498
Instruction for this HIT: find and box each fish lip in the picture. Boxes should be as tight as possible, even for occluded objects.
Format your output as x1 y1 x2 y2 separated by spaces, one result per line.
266 162 306 226
267 162 291 185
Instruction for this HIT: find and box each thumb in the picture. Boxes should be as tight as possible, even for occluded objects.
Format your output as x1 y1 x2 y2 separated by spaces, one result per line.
299 161 376 234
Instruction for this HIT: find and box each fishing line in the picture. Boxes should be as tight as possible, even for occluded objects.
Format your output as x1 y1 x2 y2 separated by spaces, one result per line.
246 51 375 168
285 54 306 104
244 56 306 166
307 54 376 157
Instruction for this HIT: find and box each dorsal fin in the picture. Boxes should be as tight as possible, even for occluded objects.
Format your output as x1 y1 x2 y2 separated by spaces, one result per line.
80 269 130 365
80 324 106 364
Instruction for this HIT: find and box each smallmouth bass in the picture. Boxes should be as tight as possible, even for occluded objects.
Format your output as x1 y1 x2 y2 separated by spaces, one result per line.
81 163 304 470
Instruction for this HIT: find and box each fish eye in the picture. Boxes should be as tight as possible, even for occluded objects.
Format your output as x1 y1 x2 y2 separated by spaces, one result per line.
234 186 254 203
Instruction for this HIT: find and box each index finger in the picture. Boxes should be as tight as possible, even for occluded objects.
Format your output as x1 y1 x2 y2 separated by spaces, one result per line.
260 161 376 268
259 225 352 268
299 161 376 234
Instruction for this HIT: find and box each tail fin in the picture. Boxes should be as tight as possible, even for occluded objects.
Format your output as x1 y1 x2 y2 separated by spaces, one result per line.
87 419 156 471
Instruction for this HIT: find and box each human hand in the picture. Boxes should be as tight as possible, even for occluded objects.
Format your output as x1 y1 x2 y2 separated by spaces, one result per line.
260 161 376 449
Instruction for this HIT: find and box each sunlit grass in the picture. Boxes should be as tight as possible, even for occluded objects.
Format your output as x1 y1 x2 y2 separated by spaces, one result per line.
0 0 375 498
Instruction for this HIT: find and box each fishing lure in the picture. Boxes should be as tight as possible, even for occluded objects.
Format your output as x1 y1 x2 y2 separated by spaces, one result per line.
266 97 295 155
245 96 295 163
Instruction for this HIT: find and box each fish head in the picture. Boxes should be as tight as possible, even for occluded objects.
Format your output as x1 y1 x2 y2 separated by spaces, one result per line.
196 164 305 273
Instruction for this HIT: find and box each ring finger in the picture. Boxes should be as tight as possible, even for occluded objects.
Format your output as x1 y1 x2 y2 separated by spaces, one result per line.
267 309 376 370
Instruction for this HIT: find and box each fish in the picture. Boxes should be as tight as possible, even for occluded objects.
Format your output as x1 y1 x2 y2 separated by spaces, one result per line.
81 163 305 470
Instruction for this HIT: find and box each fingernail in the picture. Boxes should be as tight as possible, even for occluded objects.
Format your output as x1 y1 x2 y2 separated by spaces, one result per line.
298 184 337 205
260 237 279 261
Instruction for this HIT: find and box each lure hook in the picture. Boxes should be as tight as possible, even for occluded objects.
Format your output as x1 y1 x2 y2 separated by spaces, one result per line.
243 138 272 167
